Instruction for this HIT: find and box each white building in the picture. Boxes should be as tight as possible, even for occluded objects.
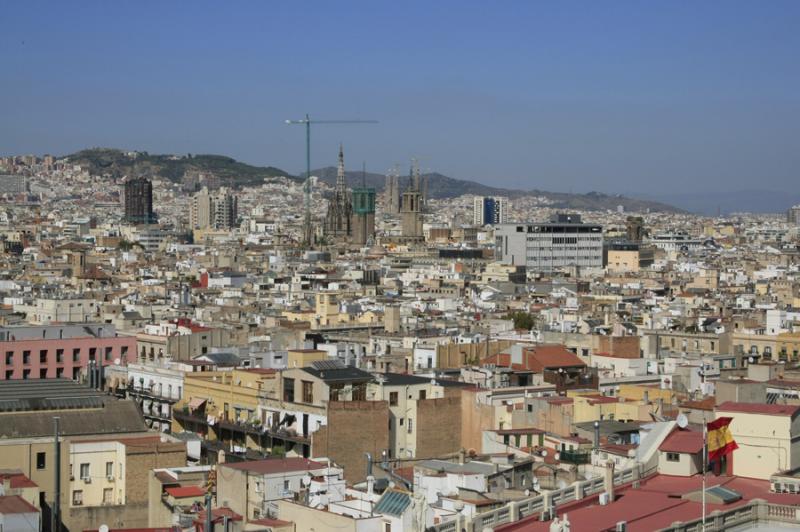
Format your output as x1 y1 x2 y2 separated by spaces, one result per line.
494 214 603 273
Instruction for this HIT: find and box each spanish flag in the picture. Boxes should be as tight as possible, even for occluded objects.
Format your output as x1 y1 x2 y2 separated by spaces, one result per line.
707 417 738 462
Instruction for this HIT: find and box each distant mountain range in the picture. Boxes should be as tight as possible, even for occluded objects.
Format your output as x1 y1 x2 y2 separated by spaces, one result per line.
642 190 800 216
311 166 684 213
66 148 683 212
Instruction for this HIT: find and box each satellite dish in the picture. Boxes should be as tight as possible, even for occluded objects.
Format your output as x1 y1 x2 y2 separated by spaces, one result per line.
302 474 311 486
524 489 530 497
555 452 561 461
748 356 754 364
114 358 121 365
99 526 109 532
540 449 548 457
676 413 689 429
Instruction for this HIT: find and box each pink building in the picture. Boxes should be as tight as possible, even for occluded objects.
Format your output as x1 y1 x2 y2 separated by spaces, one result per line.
0 324 135 380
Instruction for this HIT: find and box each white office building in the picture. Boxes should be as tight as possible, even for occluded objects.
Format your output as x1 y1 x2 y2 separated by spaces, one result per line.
495 214 603 273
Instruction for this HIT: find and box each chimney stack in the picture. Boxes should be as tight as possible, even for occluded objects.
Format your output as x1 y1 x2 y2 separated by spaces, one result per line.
604 460 615 503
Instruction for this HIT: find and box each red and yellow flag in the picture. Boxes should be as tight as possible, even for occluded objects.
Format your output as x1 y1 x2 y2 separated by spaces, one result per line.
707 417 738 462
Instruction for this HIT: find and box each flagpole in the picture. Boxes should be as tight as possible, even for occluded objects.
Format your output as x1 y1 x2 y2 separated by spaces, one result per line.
702 419 707 531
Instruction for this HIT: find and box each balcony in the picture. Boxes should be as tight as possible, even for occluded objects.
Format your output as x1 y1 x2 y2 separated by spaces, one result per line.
543 366 599 394
128 384 180 403
558 449 591 465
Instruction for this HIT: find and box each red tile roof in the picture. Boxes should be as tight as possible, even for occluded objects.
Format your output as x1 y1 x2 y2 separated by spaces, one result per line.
659 429 704 454
0 495 38 515
0 471 38 489
221 457 326 475
165 486 206 498
497 474 800 532
717 401 800 417
481 345 586 373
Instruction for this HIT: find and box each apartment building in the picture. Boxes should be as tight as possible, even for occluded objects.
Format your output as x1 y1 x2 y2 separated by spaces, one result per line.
0 324 135 380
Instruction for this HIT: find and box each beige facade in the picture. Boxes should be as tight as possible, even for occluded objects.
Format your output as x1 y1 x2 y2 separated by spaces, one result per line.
607 249 640 273
717 405 800 480
68 440 126 508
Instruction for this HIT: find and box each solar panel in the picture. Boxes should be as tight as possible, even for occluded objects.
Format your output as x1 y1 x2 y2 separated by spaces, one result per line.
706 485 742 504
311 359 346 370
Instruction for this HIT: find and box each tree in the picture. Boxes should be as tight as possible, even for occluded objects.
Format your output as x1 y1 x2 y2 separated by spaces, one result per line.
507 311 536 331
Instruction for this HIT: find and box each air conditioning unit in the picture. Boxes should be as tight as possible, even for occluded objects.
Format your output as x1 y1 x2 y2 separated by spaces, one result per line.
107 475 115 482
83 477 92 484
616 522 627 532
599 492 610 505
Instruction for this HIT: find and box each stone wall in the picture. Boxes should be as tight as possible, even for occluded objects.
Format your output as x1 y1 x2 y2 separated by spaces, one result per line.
311 401 389 483
415 395 462 458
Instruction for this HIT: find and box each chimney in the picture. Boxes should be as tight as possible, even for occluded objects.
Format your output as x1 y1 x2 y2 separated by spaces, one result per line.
594 421 600 449
604 460 615 503
643 390 649 404
366 475 375 497
458 448 466 465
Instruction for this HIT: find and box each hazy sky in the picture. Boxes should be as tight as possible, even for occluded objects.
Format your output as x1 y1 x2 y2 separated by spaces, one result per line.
1 1 799 196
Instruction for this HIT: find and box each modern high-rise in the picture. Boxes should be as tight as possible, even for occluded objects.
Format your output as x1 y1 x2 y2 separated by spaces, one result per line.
190 186 238 230
123 176 156 225
495 213 603 272
787 205 800 224
473 196 507 226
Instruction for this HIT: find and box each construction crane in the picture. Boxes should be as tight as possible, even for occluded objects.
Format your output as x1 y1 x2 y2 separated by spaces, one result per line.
285 114 378 247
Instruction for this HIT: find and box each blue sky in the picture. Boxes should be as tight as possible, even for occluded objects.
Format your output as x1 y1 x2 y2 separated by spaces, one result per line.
1 1 799 196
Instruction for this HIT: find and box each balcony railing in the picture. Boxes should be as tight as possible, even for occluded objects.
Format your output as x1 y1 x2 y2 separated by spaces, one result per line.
128 384 180 402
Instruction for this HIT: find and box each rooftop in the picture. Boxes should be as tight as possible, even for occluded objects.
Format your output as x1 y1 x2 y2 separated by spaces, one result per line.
221 457 326 475
717 401 800 417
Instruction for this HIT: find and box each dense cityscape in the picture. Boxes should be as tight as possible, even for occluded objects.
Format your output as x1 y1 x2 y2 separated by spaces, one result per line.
0 147 799 532
3 3 800 532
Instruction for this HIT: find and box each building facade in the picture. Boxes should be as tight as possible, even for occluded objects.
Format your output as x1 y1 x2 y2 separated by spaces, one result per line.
473 197 507 226
495 214 603 273
190 186 238 230
123 176 156 225
0 324 135 380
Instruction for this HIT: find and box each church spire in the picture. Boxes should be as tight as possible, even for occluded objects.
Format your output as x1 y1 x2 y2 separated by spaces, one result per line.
336 143 346 193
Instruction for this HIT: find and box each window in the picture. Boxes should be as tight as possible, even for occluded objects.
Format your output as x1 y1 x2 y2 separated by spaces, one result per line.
89 348 97 361
40 350 48 363
283 378 295 402
80 463 90 480
72 490 83 506
283 480 290 491
23 351 31 364
106 461 114 477
73 348 81 362
36 452 46 470
389 392 398 406
419 390 426 400
666 452 680 462
5 351 13 365
302 381 313 403
103 488 113 504
105 347 113 361
407 418 413 434
56 349 64 363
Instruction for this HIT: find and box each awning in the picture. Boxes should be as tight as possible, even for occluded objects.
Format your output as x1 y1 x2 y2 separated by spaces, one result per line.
188 398 207 410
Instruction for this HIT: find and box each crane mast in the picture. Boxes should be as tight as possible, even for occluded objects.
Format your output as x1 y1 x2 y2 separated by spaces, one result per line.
285 114 377 248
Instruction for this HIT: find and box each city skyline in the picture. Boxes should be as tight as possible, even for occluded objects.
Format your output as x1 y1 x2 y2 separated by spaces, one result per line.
2 1 799 200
